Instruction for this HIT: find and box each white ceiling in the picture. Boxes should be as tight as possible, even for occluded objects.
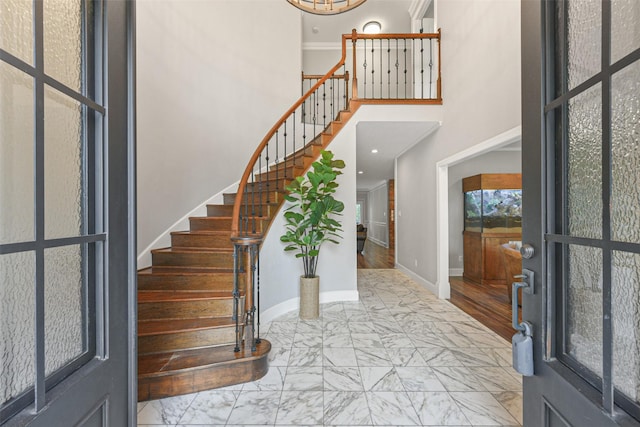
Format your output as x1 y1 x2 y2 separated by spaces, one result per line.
355 121 439 190
302 0 414 44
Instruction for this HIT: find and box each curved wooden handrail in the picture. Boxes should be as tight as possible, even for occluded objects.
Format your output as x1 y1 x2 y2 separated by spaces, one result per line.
231 33 352 236
230 29 443 237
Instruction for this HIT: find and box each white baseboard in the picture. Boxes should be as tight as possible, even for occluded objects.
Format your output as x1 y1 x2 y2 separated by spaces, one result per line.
395 263 439 298
449 268 463 276
261 290 359 324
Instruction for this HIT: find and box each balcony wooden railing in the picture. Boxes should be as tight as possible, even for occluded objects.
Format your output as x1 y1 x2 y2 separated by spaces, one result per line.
229 29 442 352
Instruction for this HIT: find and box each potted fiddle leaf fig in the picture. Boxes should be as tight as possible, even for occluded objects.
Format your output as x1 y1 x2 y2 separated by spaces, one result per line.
280 150 345 319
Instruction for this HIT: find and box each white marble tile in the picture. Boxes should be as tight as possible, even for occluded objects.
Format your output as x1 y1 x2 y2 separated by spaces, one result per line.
418 346 464 367
137 393 198 425
324 333 354 348
289 346 323 366
264 333 294 348
293 332 323 348
386 348 427 367
324 347 358 367
449 391 519 426
324 320 352 335
137 402 148 413
450 347 502 367
493 391 523 425
268 320 297 334
395 367 447 391
372 320 404 334
480 347 513 367
324 391 372 425
379 333 416 349
348 321 379 334
467 332 510 348
177 390 237 424
297 319 324 334
436 333 476 348
410 333 444 348
283 366 324 391
365 391 421 425
275 391 324 425
431 367 486 392
359 367 404 391
407 391 471 426
351 333 385 348
468 366 522 392
243 366 286 391
355 347 392 367
324 366 364 391
267 346 292 367
226 391 281 425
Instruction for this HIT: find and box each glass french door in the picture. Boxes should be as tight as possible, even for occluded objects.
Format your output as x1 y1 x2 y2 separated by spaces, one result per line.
521 0 640 425
0 1 134 425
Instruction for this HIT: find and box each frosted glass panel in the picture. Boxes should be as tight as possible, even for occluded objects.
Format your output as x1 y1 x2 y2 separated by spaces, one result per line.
45 245 84 376
611 0 640 64
0 62 35 244
0 0 33 65
0 251 35 405
612 251 640 403
611 61 640 243
43 0 82 92
567 0 601 90
567 84 602 239
566 245 602 379
44 85 84 239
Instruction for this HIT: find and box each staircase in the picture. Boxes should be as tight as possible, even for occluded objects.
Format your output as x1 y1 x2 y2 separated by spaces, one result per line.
137 105 358 402
136 29 442 402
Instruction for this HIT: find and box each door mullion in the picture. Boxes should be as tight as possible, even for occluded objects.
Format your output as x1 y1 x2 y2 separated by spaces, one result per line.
600 0 614 414
33 0 46 412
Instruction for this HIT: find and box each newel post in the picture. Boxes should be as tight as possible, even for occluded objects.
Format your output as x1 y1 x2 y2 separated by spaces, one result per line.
351 29 358 99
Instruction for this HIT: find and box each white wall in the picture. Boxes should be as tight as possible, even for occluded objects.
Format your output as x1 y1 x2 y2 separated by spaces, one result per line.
447 150 521 274
366 181 389 248
136 0 302 258
396 0 521 287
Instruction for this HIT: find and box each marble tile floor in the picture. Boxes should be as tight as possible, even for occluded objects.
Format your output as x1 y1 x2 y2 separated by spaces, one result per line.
138 269 523 426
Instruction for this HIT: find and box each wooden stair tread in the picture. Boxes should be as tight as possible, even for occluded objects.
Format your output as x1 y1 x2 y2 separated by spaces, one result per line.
138 266 235 274
138 290 234 303
151 247 234 254
138 317 235 336
138 340 271 377
171 230 231 236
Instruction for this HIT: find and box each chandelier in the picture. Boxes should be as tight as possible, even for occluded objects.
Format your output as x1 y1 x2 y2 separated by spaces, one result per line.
287 0 368 15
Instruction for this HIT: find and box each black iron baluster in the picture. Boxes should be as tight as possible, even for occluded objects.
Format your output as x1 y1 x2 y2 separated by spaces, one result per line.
292 111 296 176
395 39 399 98
420 31 425 99
256 248 261 344
404 38 408 98
387 39 391 99
322 81 327 129
283 120 288 182
275 130 279 202
233 243 240 352
265 143 269 217
363 38 367 98
330 77 334 120
250 168 256 234
429 37 434 99
379 39 383 98
371 39 375 97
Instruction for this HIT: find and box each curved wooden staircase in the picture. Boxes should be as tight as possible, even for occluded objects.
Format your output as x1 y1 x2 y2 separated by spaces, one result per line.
137 105 358 401
136 29 442 402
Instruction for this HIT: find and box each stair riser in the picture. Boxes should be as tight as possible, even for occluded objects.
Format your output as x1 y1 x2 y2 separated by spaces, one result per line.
189 217 232 231
137 347 269 401
152 251 237 269
223 191 284 206
269 156 304 170
171 233 233 249
138 298 237 321
245 179 292 192
205 205 235 216
137 273 237 291
255 167 302 181
138 326 238 355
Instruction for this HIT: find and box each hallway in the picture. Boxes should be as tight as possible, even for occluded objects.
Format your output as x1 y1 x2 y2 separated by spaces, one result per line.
137 269 522 426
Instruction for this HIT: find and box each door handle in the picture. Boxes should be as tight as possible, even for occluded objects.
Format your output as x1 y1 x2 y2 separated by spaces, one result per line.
512 269 534 332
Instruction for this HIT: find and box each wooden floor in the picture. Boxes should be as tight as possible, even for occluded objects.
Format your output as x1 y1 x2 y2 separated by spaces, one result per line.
449 276 516 341
357 240 394 269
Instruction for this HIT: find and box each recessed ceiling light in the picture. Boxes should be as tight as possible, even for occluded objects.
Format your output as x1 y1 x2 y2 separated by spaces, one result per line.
363 21 381 34
371 149 378 154
358 170 364 174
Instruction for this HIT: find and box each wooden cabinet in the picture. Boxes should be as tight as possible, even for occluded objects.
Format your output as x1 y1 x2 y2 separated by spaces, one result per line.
463 231 521 285
462 174 522 285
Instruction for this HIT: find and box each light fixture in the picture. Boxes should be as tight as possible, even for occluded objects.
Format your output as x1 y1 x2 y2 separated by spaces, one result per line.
371 149 378 154
362 21 382 34
358 170 364 174
287 0 368 15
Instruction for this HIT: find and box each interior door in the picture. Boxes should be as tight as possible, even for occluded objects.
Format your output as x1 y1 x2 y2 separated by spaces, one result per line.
521 0 640 425
0 1 135 425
